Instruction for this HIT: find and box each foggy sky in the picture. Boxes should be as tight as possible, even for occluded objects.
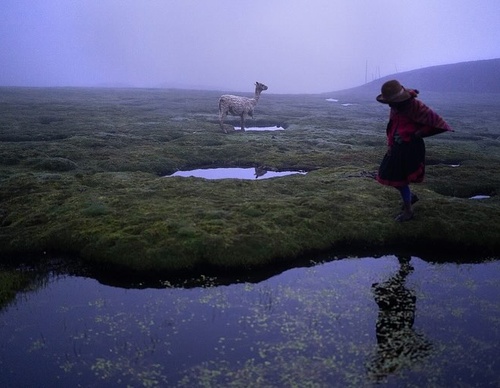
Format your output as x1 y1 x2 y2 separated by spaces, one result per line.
1 0 500 94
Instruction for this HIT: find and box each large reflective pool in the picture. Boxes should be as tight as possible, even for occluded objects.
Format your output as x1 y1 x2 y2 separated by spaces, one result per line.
1 255 499 387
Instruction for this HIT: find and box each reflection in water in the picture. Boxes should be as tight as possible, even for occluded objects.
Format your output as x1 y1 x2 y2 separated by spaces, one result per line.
367 256 432 381
254 166 268 178
1 256 499 387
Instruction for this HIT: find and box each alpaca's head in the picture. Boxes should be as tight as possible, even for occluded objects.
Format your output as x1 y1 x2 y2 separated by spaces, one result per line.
255 82 268 92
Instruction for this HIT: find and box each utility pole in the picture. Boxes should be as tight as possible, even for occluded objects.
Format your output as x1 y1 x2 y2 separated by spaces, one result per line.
365 60 368 84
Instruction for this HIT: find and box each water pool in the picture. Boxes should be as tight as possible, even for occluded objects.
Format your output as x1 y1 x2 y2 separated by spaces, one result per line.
0 255 499 387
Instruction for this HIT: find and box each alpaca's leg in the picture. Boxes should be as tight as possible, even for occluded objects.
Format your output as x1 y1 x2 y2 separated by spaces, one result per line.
219 111 227 133
240 115 245 131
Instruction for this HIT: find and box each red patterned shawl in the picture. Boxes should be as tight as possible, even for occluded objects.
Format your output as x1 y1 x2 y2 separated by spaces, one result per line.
389 91 453 140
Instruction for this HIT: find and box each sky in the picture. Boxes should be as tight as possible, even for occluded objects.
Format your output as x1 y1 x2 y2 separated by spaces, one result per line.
1 0 500 94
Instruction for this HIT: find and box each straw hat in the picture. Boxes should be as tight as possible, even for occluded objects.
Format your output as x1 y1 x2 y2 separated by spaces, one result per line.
376 80 412 104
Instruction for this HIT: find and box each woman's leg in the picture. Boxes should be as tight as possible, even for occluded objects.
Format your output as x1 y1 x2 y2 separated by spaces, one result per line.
396 185 414 221
398 185 412 204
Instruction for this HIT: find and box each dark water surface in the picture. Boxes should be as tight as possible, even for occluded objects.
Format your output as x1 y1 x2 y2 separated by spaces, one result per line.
1 255 499 387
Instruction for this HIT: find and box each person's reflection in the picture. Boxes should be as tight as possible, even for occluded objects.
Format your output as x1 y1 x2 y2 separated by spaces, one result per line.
367 256 432 381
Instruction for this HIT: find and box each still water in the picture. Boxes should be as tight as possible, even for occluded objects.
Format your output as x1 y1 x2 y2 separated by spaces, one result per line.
1 255 499 387
168 167 307 180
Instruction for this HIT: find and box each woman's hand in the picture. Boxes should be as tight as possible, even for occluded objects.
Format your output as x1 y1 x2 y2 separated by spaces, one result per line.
414 130 423 138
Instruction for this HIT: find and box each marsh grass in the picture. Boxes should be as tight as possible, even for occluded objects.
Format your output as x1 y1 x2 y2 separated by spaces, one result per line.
0 270 31 309
1 87 499 276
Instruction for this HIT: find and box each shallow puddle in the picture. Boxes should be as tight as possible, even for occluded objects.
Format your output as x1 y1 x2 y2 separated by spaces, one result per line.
167 167 307 180
470 195 491 200
325 98 357 106
234 126 285 131
0 255 499 387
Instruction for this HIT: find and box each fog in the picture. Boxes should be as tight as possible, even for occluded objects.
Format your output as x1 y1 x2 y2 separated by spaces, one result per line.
1 0 500 94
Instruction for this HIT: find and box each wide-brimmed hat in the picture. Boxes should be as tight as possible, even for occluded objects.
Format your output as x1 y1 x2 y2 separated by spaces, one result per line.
376 80 412 104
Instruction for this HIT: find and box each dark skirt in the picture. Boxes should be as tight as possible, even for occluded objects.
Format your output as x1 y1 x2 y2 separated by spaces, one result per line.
377 138 425 187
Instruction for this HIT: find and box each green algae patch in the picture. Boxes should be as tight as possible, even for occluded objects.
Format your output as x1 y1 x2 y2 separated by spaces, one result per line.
1 88 500 272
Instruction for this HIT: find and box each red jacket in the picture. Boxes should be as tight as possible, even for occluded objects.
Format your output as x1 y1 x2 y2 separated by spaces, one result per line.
386 92 453 146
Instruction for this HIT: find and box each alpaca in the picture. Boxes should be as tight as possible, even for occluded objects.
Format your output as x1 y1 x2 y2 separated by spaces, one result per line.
218 82 268 133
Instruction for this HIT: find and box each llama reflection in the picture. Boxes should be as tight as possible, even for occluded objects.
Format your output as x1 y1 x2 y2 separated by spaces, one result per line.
367 256 432 381
254 166 268 178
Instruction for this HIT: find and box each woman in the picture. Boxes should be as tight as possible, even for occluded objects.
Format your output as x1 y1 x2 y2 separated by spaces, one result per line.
376 80 453 222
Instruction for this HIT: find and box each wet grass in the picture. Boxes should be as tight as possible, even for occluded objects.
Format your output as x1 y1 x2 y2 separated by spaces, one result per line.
1 87 500 280
0 270 31 309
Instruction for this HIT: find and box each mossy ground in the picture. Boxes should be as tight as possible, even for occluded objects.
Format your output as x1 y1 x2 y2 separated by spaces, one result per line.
1 87 499 281
0 270 31 309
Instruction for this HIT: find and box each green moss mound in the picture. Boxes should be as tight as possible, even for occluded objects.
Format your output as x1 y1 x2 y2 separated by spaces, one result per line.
1 88 499 273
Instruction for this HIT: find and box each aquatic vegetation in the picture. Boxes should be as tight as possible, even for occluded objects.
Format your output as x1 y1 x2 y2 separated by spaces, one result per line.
0 256 498 386
0 87 499 275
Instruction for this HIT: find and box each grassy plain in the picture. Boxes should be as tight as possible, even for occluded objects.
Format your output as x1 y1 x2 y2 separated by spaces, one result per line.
1 87 499 279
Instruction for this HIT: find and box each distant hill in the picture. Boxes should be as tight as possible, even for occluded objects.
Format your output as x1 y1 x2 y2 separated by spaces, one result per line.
343 58 500 94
